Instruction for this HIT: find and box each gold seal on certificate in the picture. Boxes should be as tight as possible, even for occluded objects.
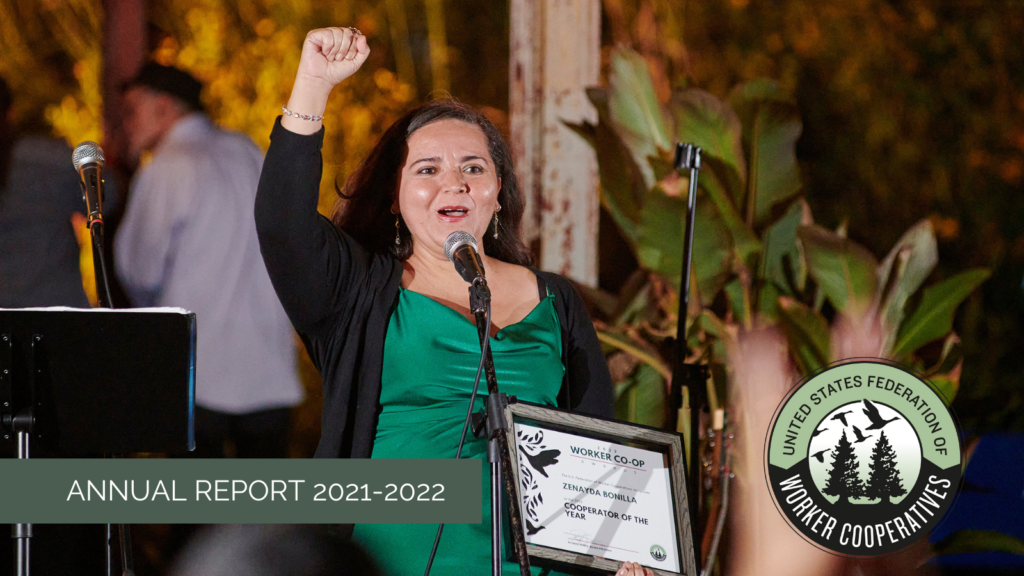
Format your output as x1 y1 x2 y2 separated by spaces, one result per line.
504 402 697 576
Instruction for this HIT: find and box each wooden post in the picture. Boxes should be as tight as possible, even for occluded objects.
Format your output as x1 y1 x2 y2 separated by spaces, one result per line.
510 0 600 286
102 0 146 172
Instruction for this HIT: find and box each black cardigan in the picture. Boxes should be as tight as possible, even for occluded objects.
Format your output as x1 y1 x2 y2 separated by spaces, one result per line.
255 119 613 458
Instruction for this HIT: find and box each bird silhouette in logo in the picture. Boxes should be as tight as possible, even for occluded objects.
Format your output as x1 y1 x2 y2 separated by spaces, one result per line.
830 411 853 427
525 519 545 535
851 425 872 444
862 399 899 431
811 448 830 463
524 449 561 478
811 426 829 438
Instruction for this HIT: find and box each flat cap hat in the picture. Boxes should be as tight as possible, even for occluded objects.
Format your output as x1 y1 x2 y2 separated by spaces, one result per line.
123 62 203 111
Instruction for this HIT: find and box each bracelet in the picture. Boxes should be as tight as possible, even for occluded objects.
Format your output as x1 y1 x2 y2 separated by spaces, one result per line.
282 106 324 122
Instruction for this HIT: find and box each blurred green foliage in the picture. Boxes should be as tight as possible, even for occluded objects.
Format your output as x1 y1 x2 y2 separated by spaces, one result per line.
573 47 987 429
601 0 1024 432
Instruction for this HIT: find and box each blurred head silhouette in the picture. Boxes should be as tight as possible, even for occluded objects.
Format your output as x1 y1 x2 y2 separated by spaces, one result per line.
170 525 383 576
121 62 203 164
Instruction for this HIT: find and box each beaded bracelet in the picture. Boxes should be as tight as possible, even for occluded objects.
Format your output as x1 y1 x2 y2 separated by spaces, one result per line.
282 106 324 122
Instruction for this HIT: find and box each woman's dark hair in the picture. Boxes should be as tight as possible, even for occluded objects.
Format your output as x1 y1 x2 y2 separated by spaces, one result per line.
332 100 532 266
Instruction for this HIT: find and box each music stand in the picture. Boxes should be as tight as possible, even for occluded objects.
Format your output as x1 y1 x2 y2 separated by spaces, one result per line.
0 307 196 576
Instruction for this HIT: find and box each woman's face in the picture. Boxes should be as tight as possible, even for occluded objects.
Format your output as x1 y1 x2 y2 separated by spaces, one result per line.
397 118 501 258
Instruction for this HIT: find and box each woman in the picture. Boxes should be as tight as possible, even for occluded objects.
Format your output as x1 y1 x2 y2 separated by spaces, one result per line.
255 26 653 576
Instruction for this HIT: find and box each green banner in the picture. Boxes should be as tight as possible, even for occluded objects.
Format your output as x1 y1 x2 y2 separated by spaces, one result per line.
0 459 481 524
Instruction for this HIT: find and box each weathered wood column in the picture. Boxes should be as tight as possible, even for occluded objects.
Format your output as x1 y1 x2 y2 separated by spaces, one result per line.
510 0 601 286
102 0 146 172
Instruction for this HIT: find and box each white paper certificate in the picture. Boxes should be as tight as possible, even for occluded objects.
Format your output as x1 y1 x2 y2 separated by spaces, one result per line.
513 423 680 572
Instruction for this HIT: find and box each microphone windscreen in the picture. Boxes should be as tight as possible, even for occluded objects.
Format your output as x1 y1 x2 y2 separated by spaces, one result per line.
444 231 478 263
73 141 105 171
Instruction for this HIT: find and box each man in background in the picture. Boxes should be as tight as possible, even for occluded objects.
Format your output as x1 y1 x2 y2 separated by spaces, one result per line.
116 63 302 458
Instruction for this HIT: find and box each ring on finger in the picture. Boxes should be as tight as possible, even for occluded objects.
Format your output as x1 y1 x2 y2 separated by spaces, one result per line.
349 27 362 36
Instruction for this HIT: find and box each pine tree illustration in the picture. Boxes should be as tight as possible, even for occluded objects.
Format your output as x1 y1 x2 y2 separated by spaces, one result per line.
822 431 866 504
865 431 906 504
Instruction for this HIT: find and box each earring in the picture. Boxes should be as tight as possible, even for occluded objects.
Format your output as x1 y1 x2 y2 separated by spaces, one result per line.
394 215 401 245
492 205 501 239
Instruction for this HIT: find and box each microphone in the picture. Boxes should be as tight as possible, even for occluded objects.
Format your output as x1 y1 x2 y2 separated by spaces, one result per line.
72 141 106 228
444 231 487 286
73 141 116 307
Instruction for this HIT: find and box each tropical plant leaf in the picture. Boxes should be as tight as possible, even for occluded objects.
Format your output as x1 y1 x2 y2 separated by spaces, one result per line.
798 225 879 317
932 529 1024 556
608 269 653 324
696 312 736 368
607 47 671 189
727 79 803 226
564 119 639 246
635 191 685 282
614 363 667 428
878 220 938 300
596 329 671 379
925 332 962 377
761 199 810 302
727 77 790 107
636 189 732 299
670 88 747 205
647 152 677 183
893 269 990 356
701 165 761 268
613 379 633 403
877 219 939 349
757 283 783 322
777 296 831 375
723 278 749 327
878 247 911 350
927 358 962 405
696 310 723 338
612 281 652 327
572 87 650 245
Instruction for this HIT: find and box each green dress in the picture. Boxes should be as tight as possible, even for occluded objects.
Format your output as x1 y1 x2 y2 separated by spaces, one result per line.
353 287 569 575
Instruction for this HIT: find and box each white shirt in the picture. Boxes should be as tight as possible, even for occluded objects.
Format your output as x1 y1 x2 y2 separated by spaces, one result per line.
116 113 303 413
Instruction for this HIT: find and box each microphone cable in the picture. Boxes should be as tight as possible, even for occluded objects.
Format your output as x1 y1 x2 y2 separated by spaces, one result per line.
89 218 116 308
423 303 492 576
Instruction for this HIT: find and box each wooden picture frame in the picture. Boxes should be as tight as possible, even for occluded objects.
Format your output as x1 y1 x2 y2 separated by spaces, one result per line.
503 400 698 576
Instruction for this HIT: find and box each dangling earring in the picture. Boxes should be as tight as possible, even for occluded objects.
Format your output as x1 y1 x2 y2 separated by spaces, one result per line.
394 215 401 245
493 204 501 239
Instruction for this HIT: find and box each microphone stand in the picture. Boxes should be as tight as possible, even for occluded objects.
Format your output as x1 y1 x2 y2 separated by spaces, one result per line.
80 181 132 576
5 333 38 576
669 143 707 574
468 280 531 576
85 210 114 310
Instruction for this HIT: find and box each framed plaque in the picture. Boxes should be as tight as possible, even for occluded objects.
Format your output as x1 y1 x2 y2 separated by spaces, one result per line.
504 400 697 575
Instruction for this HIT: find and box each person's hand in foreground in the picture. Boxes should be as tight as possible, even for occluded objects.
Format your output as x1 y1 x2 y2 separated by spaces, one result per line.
615 561 654 576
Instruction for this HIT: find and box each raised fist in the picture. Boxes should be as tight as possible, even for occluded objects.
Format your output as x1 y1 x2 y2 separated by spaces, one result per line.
295 27 370 89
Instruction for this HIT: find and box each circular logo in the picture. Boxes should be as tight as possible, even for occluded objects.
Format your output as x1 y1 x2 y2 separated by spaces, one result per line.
649 544 667 562
764 360 962 557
